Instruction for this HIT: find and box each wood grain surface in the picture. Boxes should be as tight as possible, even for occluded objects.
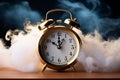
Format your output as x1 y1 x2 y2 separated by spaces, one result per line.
0 68 120 79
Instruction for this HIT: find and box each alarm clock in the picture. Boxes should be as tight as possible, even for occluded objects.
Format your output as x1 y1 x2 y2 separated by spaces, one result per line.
37 9 82 72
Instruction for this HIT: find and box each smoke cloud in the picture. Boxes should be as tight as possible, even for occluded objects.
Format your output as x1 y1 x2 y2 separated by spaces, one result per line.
0 0 120 73
0 1 41 29
77 31 120 72
58 0 120 39
0 23 42 72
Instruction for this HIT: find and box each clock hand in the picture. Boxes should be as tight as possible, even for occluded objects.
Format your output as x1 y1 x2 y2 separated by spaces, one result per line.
60 39 65 45
57 39 65 49
57 33 62 49
51 41 58 47
51 40 61 49
58 36 61 45
57 37 61 49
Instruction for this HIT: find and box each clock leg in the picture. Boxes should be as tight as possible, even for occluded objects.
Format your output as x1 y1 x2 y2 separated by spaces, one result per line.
41 64 47 72
71 65 76 71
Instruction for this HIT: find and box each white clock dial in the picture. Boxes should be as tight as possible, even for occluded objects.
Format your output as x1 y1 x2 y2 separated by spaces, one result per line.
41 29 78 66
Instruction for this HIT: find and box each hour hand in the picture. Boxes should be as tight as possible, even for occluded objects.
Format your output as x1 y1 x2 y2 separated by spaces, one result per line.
51 41 58 46
52 41 61 49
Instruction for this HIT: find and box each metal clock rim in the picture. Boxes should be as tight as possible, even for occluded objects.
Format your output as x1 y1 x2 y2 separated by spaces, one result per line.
38 26 82 70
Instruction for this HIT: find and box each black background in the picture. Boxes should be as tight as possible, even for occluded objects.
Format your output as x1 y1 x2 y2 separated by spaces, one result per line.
17 0 120 18
0 0 119 17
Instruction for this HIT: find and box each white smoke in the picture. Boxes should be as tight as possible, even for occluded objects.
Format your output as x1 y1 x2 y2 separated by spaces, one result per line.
77 31 120 72
0 22 119 72
0 23 42 72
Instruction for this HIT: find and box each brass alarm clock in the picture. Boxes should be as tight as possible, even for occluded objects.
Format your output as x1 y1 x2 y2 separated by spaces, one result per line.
37 9 82 72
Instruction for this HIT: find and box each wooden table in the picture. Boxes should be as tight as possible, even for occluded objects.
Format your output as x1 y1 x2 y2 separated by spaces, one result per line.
0 69 120 79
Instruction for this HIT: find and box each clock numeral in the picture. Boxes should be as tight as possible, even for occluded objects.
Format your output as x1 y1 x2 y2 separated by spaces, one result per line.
51 34 55 38
57 31 62 36
51 56 54 62
65 34 67 38
58 58 61 64
69 39 72 43
70 52 72 56
44 45 47 50
71 45 75 50
65 56 68 62
46 52 49 56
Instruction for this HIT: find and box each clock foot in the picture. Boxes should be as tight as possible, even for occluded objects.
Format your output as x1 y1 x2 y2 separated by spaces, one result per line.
41 64 47 72
71 66 76 71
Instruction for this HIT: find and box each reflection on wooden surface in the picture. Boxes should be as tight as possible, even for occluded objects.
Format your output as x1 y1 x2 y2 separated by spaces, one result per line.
0 68 120 79
0 62 119 79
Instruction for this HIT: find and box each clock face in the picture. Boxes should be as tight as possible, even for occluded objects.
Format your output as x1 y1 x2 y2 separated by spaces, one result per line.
39 27 80 67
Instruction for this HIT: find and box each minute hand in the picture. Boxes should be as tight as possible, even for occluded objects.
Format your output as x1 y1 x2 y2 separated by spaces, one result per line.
57 36 61 49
